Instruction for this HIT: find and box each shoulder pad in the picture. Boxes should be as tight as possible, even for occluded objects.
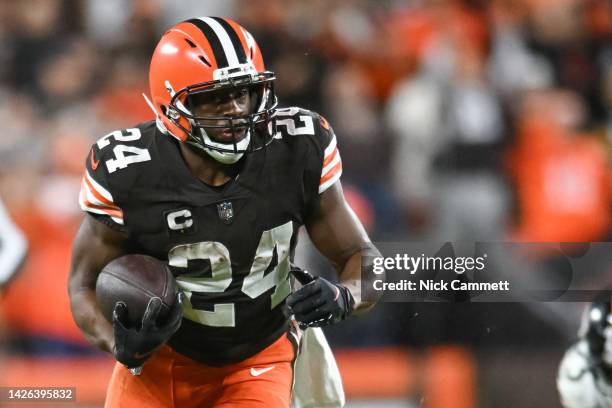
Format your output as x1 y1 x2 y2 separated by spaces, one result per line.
80 122 157 226
275 107 341 194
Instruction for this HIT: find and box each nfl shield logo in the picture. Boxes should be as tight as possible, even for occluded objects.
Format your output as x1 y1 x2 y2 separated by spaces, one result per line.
217 201 233 224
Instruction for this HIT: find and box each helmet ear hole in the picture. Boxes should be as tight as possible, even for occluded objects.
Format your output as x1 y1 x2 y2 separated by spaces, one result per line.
160 105 167 116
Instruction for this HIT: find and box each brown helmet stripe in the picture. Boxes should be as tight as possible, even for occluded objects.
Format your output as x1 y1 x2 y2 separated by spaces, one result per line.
211 17 247 64
185 18 228 68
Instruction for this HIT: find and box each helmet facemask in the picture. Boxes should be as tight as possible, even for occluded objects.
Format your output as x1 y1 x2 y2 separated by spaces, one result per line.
166 71 277 164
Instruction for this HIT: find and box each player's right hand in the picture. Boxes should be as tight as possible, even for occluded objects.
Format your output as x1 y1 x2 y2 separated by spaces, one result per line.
112 293 183 369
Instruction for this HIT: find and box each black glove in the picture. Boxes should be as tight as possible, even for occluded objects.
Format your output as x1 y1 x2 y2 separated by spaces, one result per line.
112 293 183 369
286 274 354 329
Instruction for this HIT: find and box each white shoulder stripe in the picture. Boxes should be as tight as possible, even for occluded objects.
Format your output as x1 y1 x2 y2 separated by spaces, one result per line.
319 169 342 194
85 170 114 203
79 190 124 225
81 179 106 207
200 17 239 66
324 135 337 158
322 151 341 176
77 187 88 211
111 216 124 225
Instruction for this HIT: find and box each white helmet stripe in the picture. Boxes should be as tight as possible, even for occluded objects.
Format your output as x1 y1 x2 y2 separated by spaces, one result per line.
199 17 240 67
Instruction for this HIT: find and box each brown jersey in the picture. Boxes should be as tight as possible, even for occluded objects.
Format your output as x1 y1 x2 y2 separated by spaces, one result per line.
78 107 342 365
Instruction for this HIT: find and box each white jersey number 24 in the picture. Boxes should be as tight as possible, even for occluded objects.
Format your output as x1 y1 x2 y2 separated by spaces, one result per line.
168 221 293 327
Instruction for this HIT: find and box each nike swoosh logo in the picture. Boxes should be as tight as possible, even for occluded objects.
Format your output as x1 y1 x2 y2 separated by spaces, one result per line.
250 366 275 377
90 149 100 171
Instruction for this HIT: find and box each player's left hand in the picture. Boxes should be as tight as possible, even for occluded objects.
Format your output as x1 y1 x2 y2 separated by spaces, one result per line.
286 276 354 328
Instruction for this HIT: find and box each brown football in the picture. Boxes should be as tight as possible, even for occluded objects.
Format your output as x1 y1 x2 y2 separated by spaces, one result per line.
96 254 176 327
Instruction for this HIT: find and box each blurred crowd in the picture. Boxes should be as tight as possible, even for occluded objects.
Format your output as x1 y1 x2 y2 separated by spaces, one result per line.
0 0 610 357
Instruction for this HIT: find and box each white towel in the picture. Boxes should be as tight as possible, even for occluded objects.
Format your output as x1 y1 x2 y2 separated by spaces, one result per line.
292 326 345 408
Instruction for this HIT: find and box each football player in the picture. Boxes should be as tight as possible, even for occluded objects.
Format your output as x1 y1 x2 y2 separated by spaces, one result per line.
68 17 379 408
557 290 612 407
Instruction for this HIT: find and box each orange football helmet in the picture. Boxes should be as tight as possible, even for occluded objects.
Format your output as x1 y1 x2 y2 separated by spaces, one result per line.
148 17 277 163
